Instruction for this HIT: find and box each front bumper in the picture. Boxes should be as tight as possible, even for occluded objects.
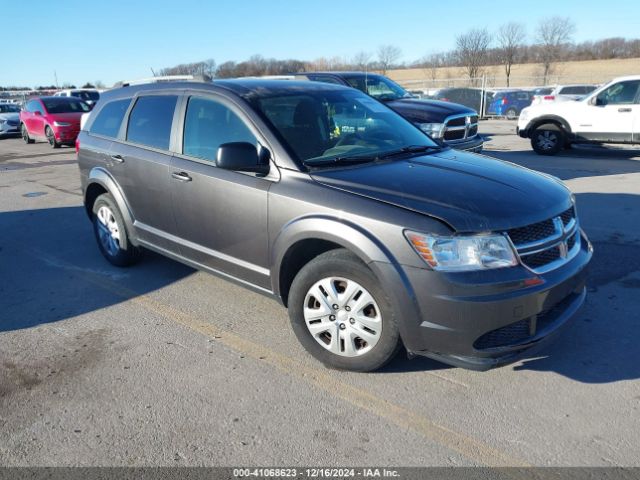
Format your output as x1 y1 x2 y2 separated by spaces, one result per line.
54 126 80 143
0 122 20 135
376 230 592 371
445 135 484 153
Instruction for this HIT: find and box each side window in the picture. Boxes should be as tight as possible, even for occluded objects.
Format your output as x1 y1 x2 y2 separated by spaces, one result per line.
90 99 131 138
596 81 640 106
183 96 256 162
126 95 178 150
25 100 36 112
34 101 45 115
310 76 343 85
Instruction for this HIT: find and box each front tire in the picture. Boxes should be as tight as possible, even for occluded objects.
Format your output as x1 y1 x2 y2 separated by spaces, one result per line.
21 124 34 144
45 126 60 149
531 124 564 156
92 193 141 267
288 249 401 372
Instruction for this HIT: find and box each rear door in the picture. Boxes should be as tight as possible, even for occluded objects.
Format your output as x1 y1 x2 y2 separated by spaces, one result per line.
170 94 272 288
108 93 181 252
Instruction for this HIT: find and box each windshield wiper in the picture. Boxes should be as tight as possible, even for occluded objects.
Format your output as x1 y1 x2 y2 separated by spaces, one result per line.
378 145 442 159
304 154 379 167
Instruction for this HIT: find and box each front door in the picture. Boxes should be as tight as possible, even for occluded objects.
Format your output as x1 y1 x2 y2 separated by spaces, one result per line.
576 80 640 143
170 95 272 289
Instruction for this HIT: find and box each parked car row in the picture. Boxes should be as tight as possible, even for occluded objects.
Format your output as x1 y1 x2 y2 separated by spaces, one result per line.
418 84 598 119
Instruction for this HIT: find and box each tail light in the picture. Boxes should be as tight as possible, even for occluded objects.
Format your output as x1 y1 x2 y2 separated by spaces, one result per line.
75 137 80 155
501 97 508 105
543 95 555 101
441 97 449 102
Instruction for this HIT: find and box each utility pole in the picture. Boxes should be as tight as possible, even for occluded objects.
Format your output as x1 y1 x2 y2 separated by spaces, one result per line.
54 70 59 88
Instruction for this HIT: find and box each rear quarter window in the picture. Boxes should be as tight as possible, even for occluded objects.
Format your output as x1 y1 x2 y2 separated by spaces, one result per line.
90 99 131 137
126 95 178 150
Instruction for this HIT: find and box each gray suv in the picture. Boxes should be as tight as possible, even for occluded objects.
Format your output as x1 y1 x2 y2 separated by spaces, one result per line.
77 79 592 372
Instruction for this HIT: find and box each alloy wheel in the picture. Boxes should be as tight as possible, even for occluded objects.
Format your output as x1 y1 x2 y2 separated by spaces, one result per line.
536 131 558 150
96 205 121 257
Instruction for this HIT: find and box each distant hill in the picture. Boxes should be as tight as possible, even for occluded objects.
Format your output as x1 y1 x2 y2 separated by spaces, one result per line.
388 57 640 89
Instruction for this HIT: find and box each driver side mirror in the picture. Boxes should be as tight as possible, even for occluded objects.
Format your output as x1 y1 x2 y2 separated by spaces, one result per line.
592 96 605 106
34 110 42 116
216 142 270 175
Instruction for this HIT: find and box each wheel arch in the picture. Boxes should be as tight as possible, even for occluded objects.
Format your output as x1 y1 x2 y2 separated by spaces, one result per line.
528 115 573 137
84 167 138 245
272 215 412 305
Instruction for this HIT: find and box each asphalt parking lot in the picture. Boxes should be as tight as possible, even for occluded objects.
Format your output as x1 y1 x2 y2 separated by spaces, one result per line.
1 121 639 467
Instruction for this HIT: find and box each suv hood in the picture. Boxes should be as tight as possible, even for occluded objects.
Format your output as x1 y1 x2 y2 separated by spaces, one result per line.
0 112 19 122
49 112 84 124
384 98 476 123
310 150 572 232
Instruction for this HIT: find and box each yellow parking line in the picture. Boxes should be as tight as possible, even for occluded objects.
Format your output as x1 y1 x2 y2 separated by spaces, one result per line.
30 249 530 467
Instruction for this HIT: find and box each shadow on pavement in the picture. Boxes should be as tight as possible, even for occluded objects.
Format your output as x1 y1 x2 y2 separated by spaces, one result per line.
0 206 193 333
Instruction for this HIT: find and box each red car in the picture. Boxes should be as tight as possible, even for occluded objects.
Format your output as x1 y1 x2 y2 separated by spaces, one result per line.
20 96 90 148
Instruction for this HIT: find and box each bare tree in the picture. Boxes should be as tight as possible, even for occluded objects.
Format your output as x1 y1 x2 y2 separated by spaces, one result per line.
420 53 442 82
455 28 492 84
377 45 402 75
352 51 372 70
536 16 575 84
497 22 526 87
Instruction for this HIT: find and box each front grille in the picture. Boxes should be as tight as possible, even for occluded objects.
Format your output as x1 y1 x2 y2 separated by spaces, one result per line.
442 114 478 144
447 116 466 127
508 219 556 246
521 247 561 269
474 292 580 350
6 120 18 126
560 206 575 227
444 129 465 141
507 206 578 272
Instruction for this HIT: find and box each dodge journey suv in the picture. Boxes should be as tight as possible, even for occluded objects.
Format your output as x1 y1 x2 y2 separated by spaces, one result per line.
77 79 592 372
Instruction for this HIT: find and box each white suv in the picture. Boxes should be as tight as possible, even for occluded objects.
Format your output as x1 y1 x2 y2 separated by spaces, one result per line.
518 76 640 155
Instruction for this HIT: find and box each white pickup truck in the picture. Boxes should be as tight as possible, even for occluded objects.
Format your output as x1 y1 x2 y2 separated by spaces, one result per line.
517 75 640 155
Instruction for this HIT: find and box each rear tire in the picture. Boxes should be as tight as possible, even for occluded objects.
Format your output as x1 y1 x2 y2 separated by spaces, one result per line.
21 124 34 144
531 124 564 156
505 108 518 120
92 193 141 267
288 249 401 372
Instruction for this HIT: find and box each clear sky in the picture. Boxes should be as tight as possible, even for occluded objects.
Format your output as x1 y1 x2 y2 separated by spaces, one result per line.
2 0 639 87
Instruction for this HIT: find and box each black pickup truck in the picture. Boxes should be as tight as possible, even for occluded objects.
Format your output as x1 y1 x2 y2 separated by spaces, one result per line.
296 71 483 153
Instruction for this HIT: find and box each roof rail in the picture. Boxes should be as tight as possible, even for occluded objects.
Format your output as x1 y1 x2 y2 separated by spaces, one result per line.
113 74 212 88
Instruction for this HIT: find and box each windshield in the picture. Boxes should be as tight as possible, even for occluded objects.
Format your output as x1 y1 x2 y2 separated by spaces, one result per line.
42 98 91 114
0 104 20 113
72 90 100 101
344 75 412 101
251 88 438 166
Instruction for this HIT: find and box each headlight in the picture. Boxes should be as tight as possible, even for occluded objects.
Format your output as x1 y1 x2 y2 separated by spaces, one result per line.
417 122 445 139
405 231 518 271
53 121 71 127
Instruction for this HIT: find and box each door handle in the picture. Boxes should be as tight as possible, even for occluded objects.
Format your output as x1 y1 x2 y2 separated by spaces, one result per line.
618 108 632 113
171 171 192 182
110 154 125 163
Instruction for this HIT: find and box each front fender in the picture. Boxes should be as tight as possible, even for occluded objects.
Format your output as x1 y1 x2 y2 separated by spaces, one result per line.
270 215 423 347
86 167 138 245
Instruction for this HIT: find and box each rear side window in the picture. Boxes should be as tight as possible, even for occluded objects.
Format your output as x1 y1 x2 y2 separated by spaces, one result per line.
182 96 256 162
560 86 584 95
127 95 178 150
90 99 131 137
